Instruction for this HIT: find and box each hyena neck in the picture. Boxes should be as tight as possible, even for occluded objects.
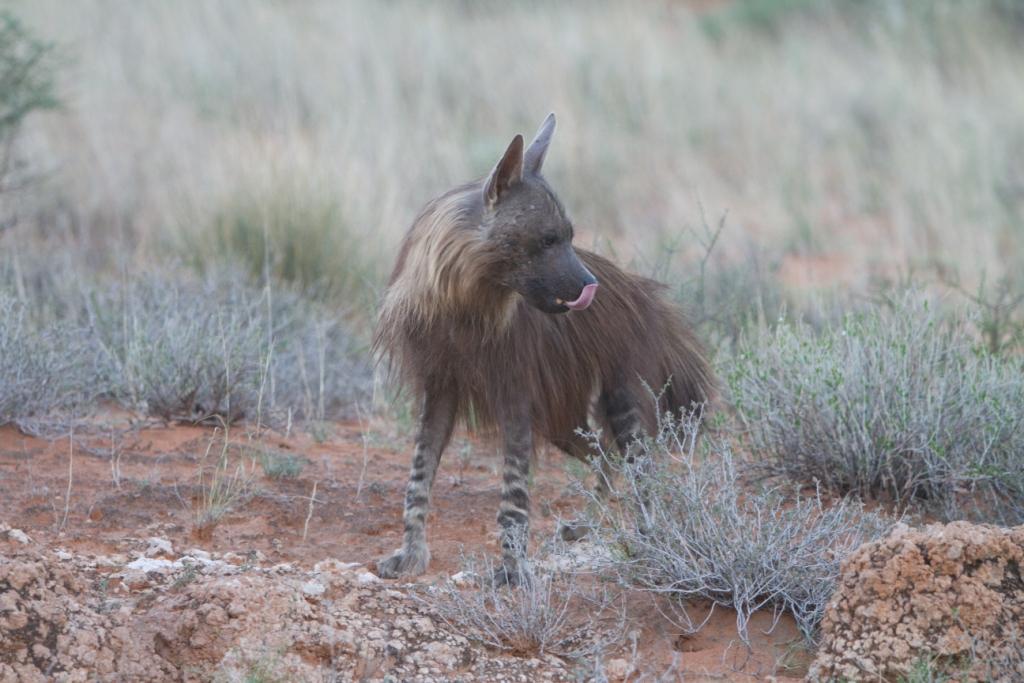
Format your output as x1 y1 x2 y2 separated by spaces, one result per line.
384 182 519 335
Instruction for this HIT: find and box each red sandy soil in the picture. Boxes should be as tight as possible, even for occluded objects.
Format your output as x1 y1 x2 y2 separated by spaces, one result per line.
0 415 809 681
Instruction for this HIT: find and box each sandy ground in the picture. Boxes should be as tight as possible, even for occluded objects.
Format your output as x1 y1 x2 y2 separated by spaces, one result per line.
0 414 810 681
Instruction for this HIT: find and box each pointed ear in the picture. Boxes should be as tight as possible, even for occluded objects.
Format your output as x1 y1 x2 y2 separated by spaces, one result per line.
523 113 556 175
484 134 524 207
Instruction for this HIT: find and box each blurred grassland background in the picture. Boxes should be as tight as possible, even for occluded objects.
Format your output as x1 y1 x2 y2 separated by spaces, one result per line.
7 0 1024 300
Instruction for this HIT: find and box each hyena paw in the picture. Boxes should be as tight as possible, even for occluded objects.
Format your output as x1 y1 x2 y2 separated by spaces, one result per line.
558 520 592 542
376 545 429 579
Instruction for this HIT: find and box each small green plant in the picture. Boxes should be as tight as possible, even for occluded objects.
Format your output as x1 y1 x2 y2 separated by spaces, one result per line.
171 559 199 590
253 446 304 480
450 438 474 486
241 655 286 683
214 649 288 683
305 420 334 444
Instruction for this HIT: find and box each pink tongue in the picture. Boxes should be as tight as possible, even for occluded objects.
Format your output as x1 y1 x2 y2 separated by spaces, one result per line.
565 283 598 311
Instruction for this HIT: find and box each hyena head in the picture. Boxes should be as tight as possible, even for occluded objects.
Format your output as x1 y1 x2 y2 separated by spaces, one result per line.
480 114 598 314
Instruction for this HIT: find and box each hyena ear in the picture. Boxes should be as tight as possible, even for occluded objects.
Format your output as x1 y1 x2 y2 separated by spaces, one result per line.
484 134 524 207
524 113 556 175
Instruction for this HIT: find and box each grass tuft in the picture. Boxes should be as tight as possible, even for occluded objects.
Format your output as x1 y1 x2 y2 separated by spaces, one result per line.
179 181 381 313
251 446 304 480
193 428 256 537
420 544 624 659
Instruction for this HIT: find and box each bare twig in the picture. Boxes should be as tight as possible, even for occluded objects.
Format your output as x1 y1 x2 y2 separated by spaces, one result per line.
302 480 319 541
59 428 73 531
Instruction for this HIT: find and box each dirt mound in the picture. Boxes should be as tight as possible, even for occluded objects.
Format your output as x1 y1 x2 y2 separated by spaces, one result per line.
0 527 569 682
808 521 1024 682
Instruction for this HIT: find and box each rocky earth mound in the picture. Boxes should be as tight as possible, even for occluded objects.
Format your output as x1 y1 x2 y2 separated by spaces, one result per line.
809 521 1024 682
0 526 570 682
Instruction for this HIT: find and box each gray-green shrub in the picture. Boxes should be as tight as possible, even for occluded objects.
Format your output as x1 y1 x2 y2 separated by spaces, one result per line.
728 293 1024 524
85 271 371 424
578 410 893 645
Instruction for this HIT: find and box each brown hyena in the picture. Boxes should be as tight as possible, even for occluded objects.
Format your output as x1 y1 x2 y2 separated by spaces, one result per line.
374 114 715 582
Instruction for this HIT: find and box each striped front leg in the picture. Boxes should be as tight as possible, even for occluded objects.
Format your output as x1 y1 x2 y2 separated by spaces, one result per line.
494 399 533 586
376 384 456 578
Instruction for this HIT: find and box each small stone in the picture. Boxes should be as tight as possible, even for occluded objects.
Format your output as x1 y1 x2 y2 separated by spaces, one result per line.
7 528 31 545
200 605 228 626
301 580 326 597
124 557 178 574
605 658 631 680
226 600 247 618
144 537 174 558
450 571 473 587
314 559 361 573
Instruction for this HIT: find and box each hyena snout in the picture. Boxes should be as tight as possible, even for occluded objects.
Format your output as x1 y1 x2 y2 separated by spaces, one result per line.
554 263 598 312
531 251 598 314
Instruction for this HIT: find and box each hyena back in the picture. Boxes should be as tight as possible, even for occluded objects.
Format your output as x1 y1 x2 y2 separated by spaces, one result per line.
374 114 715 581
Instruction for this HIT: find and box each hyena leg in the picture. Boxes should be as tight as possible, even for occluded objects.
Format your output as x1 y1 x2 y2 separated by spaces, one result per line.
556 389 644 542
601 386 645 462
601 387 656 535
493 399 533 586
376 384 456 579
552 430 605 542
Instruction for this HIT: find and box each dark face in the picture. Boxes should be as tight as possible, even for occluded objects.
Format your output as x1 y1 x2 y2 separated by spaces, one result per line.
485 177 598 315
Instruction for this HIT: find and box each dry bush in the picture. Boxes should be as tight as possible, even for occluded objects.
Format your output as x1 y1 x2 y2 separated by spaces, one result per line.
638 212 791 347
85 274 267 423
577 409 893 645
728 292 1024 525
0 294 99 427
84 271 371 424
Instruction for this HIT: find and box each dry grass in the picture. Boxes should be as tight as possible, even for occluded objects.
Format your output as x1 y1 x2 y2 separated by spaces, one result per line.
8 0 1024 299
193 427 257 538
